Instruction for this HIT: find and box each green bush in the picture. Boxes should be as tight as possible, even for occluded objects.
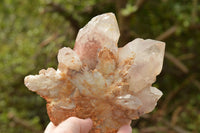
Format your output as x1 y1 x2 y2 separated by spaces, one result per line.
0 0 199 132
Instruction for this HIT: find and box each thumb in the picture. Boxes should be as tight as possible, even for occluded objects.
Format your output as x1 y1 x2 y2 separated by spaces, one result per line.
54 117 93 133
79 118 93 133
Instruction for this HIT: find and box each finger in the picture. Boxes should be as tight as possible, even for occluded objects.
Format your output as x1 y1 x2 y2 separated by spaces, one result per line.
117 125 132 133
44 122 56 133
54 117 93 133
79 118 93 133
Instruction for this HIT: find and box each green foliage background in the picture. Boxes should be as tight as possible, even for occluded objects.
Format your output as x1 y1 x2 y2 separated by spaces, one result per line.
0 0 200 132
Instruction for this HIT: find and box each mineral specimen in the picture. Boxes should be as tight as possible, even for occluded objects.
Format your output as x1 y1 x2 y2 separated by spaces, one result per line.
24 13 165 133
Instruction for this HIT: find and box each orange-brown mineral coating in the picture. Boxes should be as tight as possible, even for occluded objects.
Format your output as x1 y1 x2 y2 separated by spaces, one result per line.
46 94 131 133
43 47 133 133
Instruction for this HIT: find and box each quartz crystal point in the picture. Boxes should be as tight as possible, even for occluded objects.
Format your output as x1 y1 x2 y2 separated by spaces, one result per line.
24 13 165 133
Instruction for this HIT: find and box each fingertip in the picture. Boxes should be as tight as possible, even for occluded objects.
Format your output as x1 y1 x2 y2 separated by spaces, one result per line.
44 122 56 133
85 118 93 126
117 125 132 133
80 118 93 133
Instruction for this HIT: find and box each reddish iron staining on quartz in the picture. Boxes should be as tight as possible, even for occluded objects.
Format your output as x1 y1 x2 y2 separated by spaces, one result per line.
24 13 165 133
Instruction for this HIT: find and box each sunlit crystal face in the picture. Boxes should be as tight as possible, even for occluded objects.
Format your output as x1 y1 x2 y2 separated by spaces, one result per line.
24 13 165 133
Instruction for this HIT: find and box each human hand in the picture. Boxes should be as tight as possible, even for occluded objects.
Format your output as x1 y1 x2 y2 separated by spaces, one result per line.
44 117 132 133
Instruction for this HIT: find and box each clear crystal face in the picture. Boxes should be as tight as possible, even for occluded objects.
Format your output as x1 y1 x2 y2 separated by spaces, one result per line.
24 13 165 133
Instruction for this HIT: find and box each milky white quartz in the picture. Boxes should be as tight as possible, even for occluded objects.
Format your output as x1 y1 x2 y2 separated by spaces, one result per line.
24 13 165 133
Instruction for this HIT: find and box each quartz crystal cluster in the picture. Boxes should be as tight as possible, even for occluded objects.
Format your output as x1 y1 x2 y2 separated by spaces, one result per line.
24 13 165 133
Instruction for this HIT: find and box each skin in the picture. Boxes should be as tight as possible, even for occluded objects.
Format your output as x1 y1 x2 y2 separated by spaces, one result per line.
44 117 132 133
